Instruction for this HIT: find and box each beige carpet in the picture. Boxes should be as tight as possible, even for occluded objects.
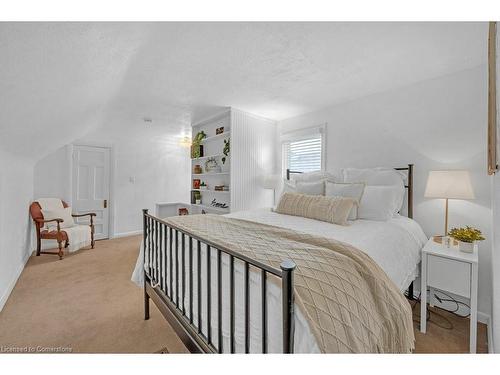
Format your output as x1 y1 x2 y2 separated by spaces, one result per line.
0 235 488 353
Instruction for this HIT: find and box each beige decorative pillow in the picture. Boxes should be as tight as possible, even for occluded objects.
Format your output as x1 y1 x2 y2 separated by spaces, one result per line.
275 192 356 226
325 181 365 220
41 207 75 230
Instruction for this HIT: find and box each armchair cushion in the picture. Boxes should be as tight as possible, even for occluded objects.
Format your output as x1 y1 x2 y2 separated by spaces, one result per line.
41 207 75 230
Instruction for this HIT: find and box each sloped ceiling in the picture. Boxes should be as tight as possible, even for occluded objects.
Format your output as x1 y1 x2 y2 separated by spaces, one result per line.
0 22 487 161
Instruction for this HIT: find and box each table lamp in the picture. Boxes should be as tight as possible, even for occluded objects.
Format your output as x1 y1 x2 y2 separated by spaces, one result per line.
424 170 475 236
261 174 281 206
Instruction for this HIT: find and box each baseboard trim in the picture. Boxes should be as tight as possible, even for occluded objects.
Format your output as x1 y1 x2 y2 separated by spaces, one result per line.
113 230 142 239
0 251 32 312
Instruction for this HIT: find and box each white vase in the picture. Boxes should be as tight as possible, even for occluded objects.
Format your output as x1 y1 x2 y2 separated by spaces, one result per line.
458 240 477 253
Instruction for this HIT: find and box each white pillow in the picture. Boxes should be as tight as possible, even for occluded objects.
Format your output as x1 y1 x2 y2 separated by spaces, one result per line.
325 182 365 220
283 180 325 195
358 185 405 221
343 167 405 211
291 170 342 183
41 206 75 230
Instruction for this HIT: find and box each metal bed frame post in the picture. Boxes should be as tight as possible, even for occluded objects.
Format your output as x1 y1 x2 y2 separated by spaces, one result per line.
281 259 296 353
143 208 150 320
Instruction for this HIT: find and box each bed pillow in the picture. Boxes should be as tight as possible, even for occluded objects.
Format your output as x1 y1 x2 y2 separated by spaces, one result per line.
343 167 405 211
343 167 405 185
41 206 75 230
283 180 325 195
291 169 343 183
276 192 356 226
325 182 365 220
358 185 404 221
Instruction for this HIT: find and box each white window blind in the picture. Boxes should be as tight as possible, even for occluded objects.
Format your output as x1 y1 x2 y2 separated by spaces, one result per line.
283 133 323 173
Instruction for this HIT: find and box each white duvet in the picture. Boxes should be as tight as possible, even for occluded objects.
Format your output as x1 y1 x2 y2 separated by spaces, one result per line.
131 208 427 353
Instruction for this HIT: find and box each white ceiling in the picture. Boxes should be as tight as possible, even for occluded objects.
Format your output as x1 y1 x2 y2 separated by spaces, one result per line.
0 22 488 160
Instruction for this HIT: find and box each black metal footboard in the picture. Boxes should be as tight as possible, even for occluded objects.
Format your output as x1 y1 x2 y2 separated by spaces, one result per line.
142 209 296 353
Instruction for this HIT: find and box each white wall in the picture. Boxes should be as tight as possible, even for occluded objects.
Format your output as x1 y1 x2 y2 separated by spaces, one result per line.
278 65 493 318
34 113 191 238
0 150 34 310
493 175 500 352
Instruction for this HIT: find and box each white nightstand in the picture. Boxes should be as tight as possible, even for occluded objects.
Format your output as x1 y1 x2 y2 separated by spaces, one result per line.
420 237 478 353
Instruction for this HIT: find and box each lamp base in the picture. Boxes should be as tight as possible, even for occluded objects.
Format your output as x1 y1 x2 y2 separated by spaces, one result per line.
432 235 458 246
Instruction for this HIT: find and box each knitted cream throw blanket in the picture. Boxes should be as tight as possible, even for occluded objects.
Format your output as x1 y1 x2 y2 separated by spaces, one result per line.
165 214 415 353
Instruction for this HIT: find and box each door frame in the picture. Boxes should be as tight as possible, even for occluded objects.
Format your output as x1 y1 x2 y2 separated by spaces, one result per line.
69 141 116 239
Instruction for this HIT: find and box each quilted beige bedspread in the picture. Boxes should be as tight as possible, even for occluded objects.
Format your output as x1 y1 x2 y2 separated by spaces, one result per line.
166 214 415 353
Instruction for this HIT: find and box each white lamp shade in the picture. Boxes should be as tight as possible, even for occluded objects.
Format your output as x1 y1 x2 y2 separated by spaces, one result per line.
261 174 281 190
424 170 475 200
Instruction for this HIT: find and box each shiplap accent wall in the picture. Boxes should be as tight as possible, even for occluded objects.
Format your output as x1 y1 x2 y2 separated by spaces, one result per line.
230 109 277 212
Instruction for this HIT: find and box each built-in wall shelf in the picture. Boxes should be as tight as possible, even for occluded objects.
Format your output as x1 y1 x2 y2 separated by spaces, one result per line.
191 189 230 194
192 172 229 176
190 108 276 214
191 153 225 161
200 132 230 143
192 203 230 213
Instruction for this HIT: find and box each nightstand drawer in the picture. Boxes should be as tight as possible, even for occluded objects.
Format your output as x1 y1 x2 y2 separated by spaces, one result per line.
427 254 471 298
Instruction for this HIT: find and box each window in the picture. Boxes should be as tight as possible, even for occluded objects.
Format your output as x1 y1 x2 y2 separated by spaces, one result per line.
282 125 325 175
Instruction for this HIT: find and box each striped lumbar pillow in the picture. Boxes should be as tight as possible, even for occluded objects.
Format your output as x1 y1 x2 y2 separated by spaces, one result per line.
275 192 356 226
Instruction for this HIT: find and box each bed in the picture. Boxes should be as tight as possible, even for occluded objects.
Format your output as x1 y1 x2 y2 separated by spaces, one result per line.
131 164 427 353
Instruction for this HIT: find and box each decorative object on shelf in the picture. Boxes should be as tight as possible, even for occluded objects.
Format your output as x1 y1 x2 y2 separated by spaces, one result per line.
205 157 221 173
191 191 201 205
221 138 230 164
211 199 229 209
448 226 485 253
178 208 189 216
191 131 206 158
216 126 224 135
200 181 207 190
193 164 203 174
424 170 475 236
214 185 225 191
193 179 201 189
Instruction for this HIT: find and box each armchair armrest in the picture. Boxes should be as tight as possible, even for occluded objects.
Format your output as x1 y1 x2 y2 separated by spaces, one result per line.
34 218 64 233
71 213 96 218
35 218 63 224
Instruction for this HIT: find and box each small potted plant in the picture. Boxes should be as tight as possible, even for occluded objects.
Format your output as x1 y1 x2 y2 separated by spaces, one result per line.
200 181 207 190
448 226 485 253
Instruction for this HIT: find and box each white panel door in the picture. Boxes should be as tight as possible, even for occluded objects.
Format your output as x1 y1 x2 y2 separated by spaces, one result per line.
72 145 110 240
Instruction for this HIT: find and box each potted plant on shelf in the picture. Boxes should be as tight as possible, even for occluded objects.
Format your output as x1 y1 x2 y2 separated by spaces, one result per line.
200 181 207 190
191 131 206 159
448 226 485 253
221 138 230 164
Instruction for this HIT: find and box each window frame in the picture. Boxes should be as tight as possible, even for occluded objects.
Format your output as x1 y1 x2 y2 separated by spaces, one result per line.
281 124 326 178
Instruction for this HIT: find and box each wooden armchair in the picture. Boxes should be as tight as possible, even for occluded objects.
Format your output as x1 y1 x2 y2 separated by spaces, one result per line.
29 200 96 260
